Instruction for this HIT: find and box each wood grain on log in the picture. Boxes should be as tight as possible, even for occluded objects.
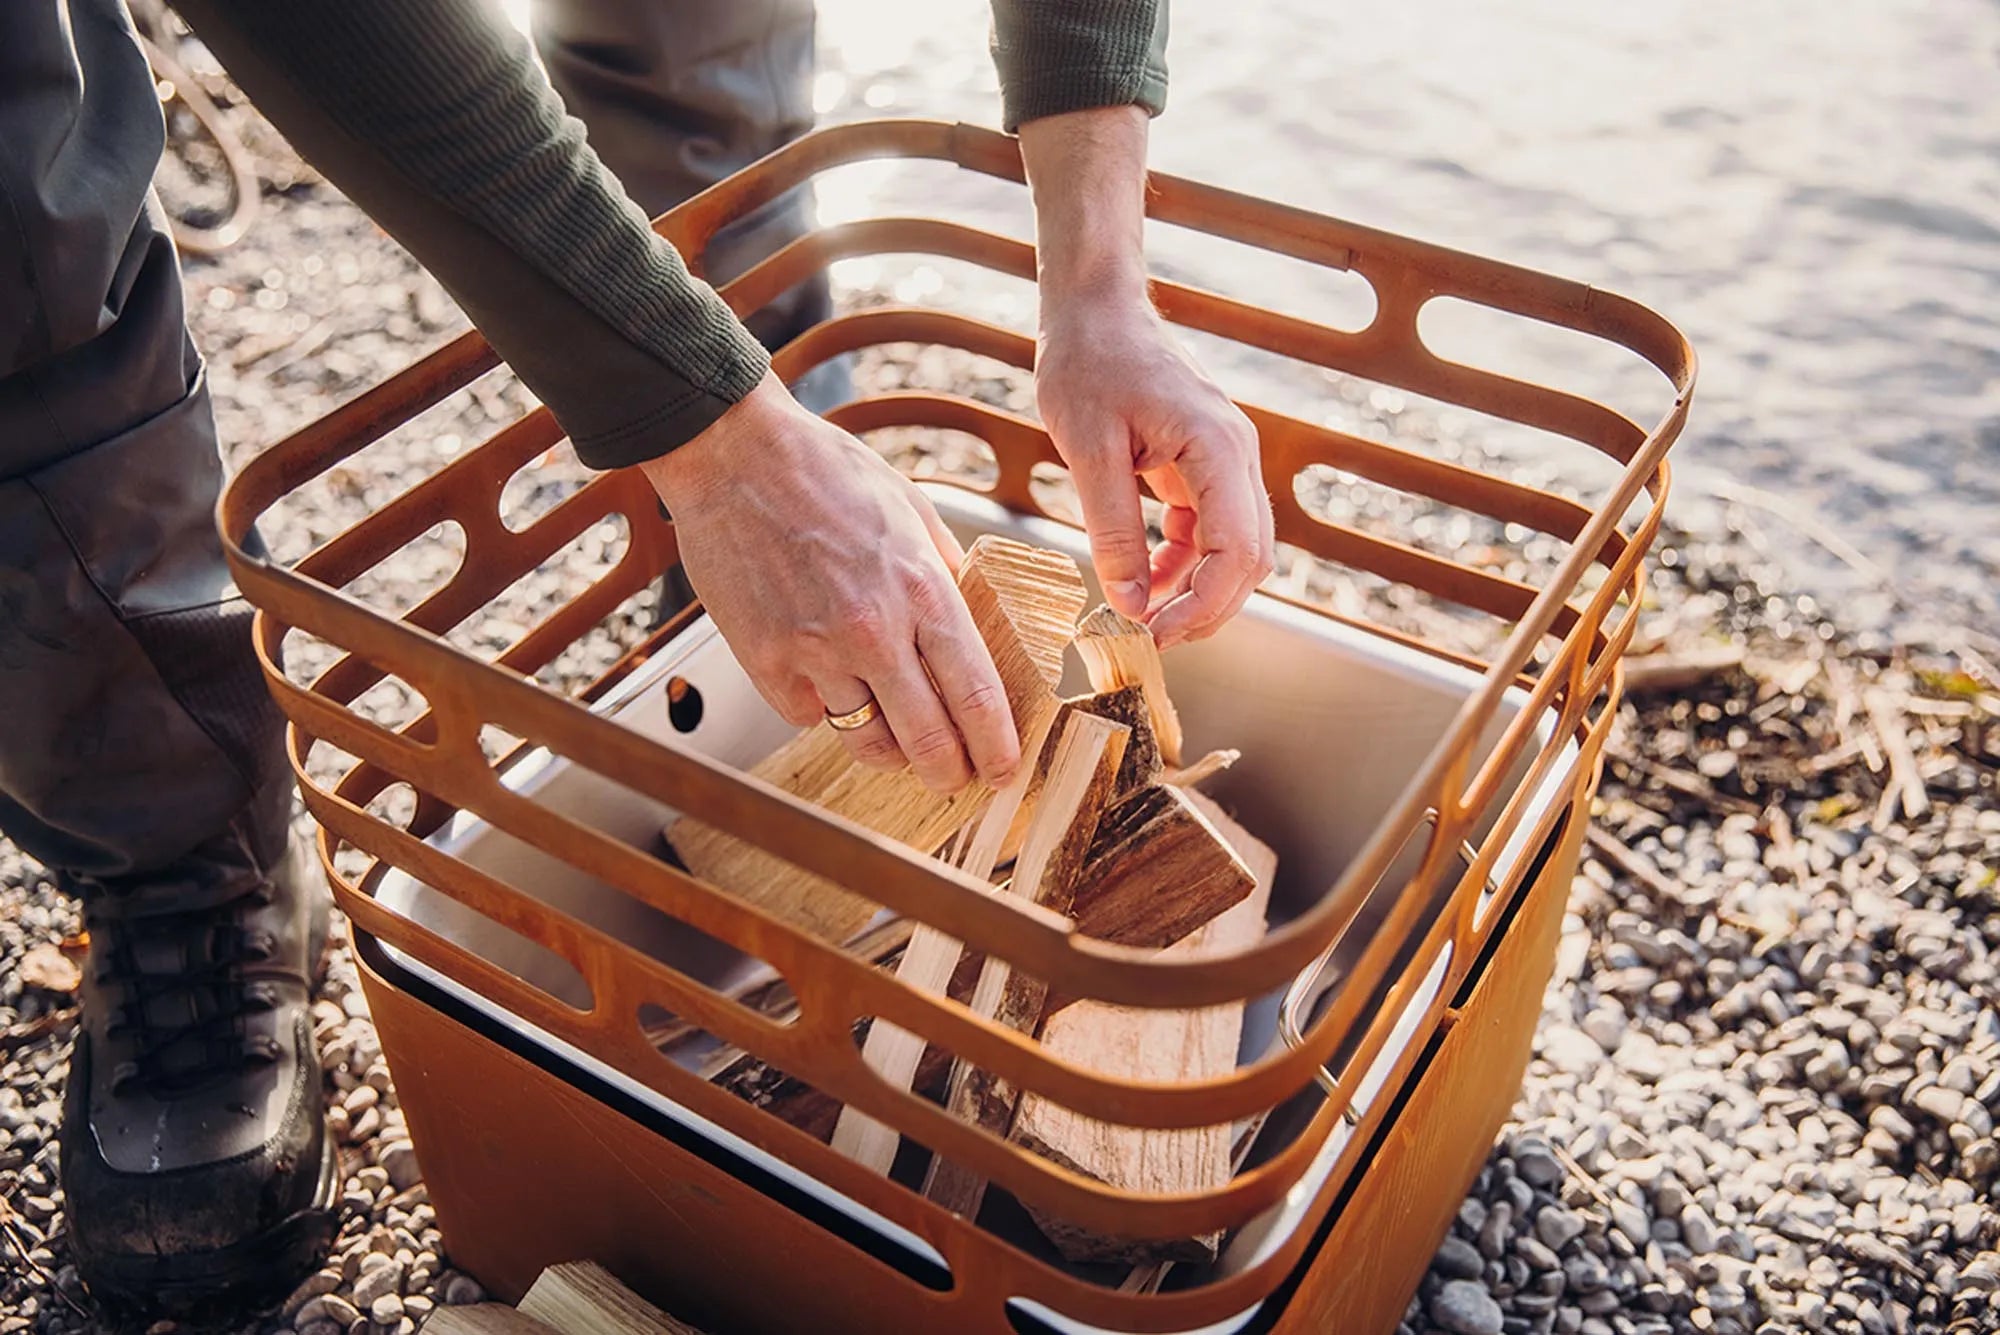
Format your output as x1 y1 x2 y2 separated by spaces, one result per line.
830 736 1049 1173
518 1261 708 1334
1002 684 1162 860
921 712 1130 1215
1061 784 1255 954
1013 790 1276 1266
422 1307 561 1335
1074 604 1184 765
666 537 1086 941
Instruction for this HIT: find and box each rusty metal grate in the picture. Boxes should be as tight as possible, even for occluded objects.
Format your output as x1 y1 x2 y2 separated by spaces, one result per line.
217 119 1693 1330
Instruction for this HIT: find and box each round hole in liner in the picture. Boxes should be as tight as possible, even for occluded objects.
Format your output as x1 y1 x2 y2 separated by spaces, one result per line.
666 677 704 733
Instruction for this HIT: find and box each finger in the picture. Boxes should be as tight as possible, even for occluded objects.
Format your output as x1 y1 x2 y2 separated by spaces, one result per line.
1145 441 1266 647
755 671 826 729
868 647 976 793
915 596 1020 786
1061 424 1152 618
908 482 968 576
811 673 905 771
1148 503 1201 597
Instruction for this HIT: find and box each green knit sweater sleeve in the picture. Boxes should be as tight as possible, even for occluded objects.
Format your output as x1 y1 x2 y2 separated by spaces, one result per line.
174 0 769 469
990 0 1170 132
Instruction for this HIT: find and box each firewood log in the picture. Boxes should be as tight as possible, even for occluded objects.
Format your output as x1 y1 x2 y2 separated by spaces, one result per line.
666 537 1086 941
1012 791 1276 1266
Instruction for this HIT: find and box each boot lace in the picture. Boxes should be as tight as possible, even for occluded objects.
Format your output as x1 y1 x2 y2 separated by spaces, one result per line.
77 859 287 1100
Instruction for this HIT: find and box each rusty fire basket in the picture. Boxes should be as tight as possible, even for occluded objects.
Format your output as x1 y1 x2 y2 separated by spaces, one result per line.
217 120 1693 1334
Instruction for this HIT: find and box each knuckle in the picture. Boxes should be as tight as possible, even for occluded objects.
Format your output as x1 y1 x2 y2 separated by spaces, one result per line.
827 602 899 664
954 680 1008 719
902 570 957 624
850 732 905 768
1091 525 1150 563
837 597 890 641
905 725 964 766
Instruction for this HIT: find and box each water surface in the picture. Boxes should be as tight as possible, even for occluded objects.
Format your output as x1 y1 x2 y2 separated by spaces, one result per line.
813 0 2000 636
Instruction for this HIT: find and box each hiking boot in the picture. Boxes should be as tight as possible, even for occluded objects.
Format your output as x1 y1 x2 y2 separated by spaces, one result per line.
58 804 337 1322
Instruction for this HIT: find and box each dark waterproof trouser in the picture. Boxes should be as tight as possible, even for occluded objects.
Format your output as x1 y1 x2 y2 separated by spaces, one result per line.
0 0 820 881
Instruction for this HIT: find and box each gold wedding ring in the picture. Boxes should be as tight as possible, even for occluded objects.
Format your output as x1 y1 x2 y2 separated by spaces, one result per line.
824 697 882 732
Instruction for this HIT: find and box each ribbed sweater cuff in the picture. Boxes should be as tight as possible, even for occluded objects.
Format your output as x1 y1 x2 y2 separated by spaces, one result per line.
992 0 1170 132
567 341 768 469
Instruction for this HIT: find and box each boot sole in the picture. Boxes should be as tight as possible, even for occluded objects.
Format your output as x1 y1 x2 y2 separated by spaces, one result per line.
83 1122 341 1329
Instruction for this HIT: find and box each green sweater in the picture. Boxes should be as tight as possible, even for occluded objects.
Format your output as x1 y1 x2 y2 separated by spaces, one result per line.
174 0 1168 468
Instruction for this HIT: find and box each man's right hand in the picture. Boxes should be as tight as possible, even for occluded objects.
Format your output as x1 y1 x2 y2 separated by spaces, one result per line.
641 373 1020 794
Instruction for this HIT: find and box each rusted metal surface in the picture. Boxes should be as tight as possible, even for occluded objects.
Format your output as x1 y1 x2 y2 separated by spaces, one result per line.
217 119 1692 1329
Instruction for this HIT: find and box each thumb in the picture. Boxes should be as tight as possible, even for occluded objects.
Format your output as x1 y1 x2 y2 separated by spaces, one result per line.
1063 427 1152 617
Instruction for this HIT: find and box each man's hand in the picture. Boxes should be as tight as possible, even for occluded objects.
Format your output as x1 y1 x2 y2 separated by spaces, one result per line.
642 374 1019 793
1021 107 1273 648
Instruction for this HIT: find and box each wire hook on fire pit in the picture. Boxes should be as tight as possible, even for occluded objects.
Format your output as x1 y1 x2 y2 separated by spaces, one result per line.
1278 809 1492 1127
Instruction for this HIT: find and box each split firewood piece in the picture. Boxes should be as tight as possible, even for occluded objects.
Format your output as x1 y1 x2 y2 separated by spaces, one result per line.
1065 785 1255 953
518 1261 709 1334
922 711 1131 1216
712 1019 960 1145
424 1307 562 1335
1074 604 1184 766
667 537 1087 941
1013 790 1276 1266
1002 684 1163 859
1165 747 1240 791
1117 1113 1273 1295
1055 686 1162 798
830 747 1046 1173
1037 784 1258 1016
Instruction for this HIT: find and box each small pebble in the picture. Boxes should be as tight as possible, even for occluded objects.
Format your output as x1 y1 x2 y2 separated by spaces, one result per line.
1430 1278 1505 1335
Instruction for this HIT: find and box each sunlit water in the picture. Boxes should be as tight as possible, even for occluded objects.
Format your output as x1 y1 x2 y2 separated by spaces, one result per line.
810 0 2000 637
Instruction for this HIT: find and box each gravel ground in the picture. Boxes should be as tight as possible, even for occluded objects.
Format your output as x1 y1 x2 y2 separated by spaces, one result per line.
5 69 2000 1335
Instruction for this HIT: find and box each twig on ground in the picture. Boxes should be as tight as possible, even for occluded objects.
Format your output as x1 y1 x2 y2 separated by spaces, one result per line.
1621 645 1745 694
1550 1141 1616 1212
1585 826 1681 902
1864 688 1931 822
